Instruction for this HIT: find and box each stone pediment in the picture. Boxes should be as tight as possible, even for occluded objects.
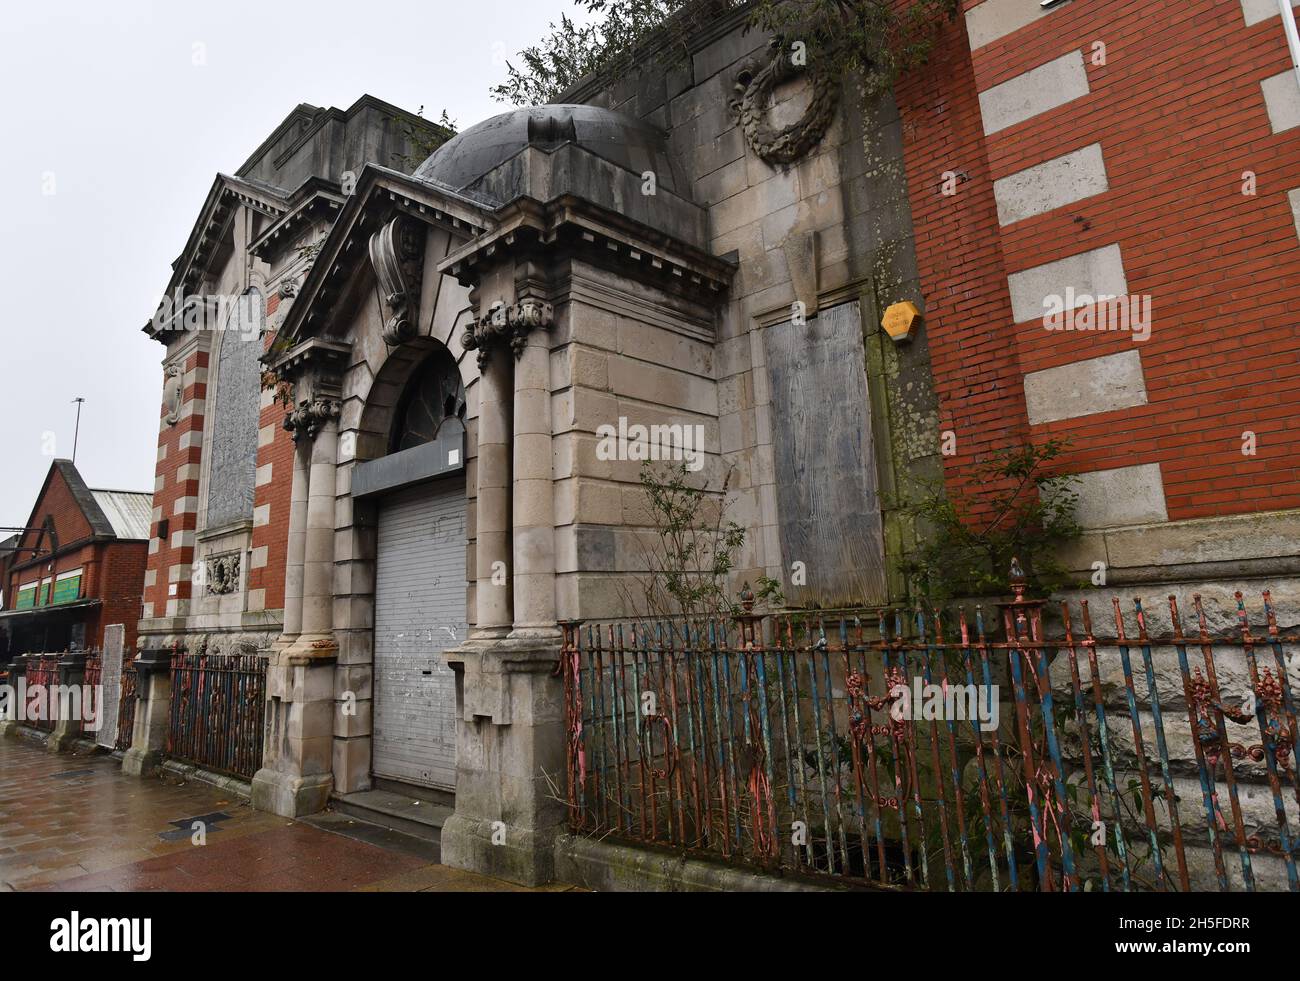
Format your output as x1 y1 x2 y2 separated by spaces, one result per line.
143 173 290 341
272 165 493 351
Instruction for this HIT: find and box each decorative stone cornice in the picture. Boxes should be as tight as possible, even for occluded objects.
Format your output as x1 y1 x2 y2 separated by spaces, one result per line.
440 196 735 304
368 214 426 347
265 337 349 444
729 40 839 166
459 297 554 368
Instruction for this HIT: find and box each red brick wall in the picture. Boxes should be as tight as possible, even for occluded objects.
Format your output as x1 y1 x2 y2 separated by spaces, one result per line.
893 3 1029 519
898 0 1300 522
141 324 294 623
251 321 293 612
97 540 148 655
10 468 95 565
3 464 147 655
142 349 207 616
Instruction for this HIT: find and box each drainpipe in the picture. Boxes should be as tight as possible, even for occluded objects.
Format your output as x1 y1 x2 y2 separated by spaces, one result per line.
1280 0 1300 91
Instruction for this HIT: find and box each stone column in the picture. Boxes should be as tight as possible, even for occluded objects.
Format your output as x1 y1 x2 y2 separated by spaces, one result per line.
442 294 566 886
510 307 559 640
280 439 311 641
46 650 86 753
0 656 26 738
300 412 340 642
122 649 174 777
252 371 341 817
474 352 513 639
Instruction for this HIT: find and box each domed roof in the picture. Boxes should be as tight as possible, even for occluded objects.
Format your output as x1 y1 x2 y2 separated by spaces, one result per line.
414 104 683 197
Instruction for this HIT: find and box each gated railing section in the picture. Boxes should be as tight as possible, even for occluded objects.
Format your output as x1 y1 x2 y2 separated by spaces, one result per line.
24 655 60 732
116 666 137 752
82 652 101 738
561 571 1300 892
166 651 267 779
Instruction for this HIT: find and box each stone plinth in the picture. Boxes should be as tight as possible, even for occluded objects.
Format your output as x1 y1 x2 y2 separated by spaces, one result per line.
250 640 337 817
122 649 174 777
46 651 87 753
440 637 565 886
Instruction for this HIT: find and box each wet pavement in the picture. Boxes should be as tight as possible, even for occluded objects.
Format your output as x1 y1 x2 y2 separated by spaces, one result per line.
0 734 571 893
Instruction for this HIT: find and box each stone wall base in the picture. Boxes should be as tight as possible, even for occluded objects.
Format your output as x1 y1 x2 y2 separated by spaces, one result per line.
121 746 164 777
160 759 252 799
440 813 557 888
552 835 852 892
46 727 79 754
5 724 52 749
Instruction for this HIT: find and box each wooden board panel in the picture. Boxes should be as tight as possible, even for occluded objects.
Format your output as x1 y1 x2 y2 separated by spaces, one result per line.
764 302 887 606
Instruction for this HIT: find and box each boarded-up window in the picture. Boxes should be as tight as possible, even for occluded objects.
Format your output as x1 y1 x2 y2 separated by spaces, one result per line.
52 570 82 605
16 582 37 609
205 290 263 529
764 302 886 606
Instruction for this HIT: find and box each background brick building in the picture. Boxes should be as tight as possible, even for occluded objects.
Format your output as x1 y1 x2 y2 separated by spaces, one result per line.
0 460 149 662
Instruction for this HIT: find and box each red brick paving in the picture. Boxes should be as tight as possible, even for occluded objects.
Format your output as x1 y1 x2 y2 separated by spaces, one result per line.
0 734 568 893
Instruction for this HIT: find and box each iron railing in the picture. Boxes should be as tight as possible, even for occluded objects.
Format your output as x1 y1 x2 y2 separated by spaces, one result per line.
560 571 1300 892
116 665 137 752
82 651 101 738
23 655 60 732
166 651 267 779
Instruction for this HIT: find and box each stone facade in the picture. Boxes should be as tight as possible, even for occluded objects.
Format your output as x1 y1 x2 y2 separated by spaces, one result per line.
136 96 448 667
120 0 1300 890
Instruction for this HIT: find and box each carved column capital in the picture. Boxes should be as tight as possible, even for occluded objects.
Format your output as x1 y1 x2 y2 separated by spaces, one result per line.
282 370 342 445
460 298 554 368
283 394 341 445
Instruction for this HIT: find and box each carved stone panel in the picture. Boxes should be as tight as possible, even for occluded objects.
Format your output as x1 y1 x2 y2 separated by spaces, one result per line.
205 293 263 529
205 552 242 595
163 364 184 426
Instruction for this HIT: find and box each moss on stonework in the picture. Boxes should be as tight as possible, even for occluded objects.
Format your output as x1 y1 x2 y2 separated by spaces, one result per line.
858 236 942 606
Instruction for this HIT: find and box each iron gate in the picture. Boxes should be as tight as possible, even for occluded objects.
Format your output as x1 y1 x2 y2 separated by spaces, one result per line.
166 651 266 779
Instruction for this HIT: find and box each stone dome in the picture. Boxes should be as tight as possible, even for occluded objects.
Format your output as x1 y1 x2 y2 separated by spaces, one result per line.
414 104 684 197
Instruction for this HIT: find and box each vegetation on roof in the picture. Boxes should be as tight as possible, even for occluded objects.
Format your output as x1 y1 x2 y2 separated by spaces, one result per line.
490 0 960 108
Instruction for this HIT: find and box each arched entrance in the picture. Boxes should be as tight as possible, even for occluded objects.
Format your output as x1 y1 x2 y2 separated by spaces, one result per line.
355 342 468 792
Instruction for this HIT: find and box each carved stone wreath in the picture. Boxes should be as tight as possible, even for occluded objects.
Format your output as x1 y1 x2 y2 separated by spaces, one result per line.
205 553 241 596
728 39 841 166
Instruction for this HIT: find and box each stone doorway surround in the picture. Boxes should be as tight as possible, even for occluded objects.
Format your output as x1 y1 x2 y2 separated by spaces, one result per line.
251 104 735 890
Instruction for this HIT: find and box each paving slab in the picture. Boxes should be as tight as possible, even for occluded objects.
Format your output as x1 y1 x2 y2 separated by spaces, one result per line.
0 735 574 893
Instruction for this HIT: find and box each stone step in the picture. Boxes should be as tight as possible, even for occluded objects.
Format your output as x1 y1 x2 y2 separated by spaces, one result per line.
331 788 454 844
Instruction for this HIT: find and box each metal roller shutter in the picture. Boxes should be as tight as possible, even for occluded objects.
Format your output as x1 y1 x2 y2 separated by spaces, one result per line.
372 478 466 790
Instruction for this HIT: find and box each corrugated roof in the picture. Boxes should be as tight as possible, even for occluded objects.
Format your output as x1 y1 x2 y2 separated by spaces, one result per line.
90 490 153 541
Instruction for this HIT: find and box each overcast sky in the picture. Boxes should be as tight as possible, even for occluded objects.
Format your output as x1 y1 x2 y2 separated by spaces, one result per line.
0 0 581 527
